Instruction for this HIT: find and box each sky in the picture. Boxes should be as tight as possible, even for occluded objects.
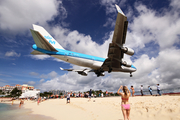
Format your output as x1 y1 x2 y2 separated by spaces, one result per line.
0 0 180 92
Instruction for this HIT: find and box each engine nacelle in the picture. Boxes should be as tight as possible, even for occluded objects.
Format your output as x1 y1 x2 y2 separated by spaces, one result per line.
121 61 132 67
100 72 105 76
77 71 88 76
121 47 134 56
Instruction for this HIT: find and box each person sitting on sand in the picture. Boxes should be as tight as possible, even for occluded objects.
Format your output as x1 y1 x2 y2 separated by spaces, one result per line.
117 85 131 120
130 86 135 97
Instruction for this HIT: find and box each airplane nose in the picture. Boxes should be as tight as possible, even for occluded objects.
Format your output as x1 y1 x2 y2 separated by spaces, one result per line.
131 64 137 70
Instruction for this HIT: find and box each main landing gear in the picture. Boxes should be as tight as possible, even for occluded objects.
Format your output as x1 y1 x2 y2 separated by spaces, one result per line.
108 67 112 73
130 72 132 77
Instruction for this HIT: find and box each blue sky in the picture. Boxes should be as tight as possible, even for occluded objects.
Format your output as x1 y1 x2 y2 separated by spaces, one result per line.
0 0 180 92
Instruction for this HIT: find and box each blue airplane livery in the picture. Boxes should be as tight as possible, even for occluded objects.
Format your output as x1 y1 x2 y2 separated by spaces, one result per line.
30 4 136 77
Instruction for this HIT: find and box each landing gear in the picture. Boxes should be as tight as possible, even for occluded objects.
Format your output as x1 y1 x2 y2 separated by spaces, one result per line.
97 74 100 77
108 67 112 73
95 69 104 77
130 73 132 77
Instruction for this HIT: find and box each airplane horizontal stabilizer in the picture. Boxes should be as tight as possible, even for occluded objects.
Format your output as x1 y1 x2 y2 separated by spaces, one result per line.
31 50 45 55
60 67 88 72
60 67 93 76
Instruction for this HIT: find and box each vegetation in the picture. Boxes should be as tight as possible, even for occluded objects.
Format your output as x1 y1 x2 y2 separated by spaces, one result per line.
10 87 22 97
40 91 53 97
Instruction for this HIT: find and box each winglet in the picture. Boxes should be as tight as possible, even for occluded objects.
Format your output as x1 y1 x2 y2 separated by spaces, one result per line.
115 4 125 16
60 67 64 70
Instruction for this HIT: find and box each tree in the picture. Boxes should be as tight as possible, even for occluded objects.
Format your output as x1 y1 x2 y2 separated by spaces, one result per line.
40 91 53 97
10 87 22 97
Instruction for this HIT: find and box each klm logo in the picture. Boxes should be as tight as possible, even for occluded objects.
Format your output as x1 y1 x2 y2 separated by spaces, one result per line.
44 36 56 45
49 40 56 45
44 36 52 39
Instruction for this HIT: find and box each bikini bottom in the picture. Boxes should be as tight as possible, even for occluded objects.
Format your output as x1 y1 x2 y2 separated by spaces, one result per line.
122 104 130 110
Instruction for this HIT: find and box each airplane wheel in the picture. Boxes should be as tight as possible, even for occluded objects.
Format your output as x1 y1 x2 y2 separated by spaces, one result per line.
130 74 132 77
108 68 112 73
97 73 100 77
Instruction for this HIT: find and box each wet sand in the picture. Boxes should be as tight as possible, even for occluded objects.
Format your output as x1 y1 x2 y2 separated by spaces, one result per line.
19 96 180 120
0 102 55 120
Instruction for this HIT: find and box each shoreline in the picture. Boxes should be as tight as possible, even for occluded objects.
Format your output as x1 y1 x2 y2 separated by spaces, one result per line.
0 100 55 120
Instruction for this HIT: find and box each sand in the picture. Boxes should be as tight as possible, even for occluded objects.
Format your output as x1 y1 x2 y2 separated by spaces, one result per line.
8 96 180 120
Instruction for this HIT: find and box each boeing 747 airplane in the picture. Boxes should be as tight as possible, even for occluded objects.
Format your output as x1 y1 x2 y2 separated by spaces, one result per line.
30 4 136 77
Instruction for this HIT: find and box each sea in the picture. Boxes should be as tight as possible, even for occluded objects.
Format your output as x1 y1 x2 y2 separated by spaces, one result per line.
0 103 55 120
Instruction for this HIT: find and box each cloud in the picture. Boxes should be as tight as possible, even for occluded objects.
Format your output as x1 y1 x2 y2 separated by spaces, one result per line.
27 81 36 85
5 51 21 57
29 72 39 76
127 3 180 50
30 55 51 60
48 71 58 79
0 0 66 34
39 79 45 83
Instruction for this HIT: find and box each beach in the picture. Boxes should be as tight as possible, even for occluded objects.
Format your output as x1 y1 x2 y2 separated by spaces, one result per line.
2 95 180 120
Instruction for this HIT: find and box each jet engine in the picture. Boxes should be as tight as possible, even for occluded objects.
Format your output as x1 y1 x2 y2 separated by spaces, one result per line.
121 47 134 56
121 61 132 67
77 71 88 76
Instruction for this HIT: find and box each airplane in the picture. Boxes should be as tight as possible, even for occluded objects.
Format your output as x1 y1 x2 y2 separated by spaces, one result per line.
30 4 137 77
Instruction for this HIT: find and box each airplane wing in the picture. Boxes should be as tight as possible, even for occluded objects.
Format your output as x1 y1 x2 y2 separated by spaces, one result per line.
60 67 93 76
101 4 128 71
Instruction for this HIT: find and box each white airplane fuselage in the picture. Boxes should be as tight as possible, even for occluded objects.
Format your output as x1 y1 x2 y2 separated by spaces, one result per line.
32 44 136 73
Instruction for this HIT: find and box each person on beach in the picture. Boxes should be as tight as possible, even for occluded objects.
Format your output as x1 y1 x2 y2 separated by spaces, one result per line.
37 97 41 105
117 86 131 120
148 86 153 95
67 92 70 103
101 92 103 97
130 86 135 97
157 84 161 96
140 85 144 96
106 90 108 97
19 99 24 108
88 89 92 101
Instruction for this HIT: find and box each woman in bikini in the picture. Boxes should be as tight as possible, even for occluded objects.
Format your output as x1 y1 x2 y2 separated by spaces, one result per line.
117 85 131 120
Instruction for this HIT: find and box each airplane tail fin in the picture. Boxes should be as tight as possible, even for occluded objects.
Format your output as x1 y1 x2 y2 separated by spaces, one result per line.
32 24 64 50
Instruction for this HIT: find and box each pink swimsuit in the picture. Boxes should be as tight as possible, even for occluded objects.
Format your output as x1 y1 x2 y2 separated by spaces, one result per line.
122 104 130 110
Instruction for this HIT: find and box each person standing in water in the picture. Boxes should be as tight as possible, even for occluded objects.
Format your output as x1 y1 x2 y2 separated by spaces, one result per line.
117 86 131 120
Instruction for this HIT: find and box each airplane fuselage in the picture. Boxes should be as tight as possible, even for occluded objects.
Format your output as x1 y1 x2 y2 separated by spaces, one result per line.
32 44 136 73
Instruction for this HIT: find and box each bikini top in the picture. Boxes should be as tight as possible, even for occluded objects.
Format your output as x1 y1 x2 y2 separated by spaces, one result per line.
122 98 129 101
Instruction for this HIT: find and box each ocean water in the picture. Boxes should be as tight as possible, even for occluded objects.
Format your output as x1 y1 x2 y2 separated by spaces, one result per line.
0 103 55 120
